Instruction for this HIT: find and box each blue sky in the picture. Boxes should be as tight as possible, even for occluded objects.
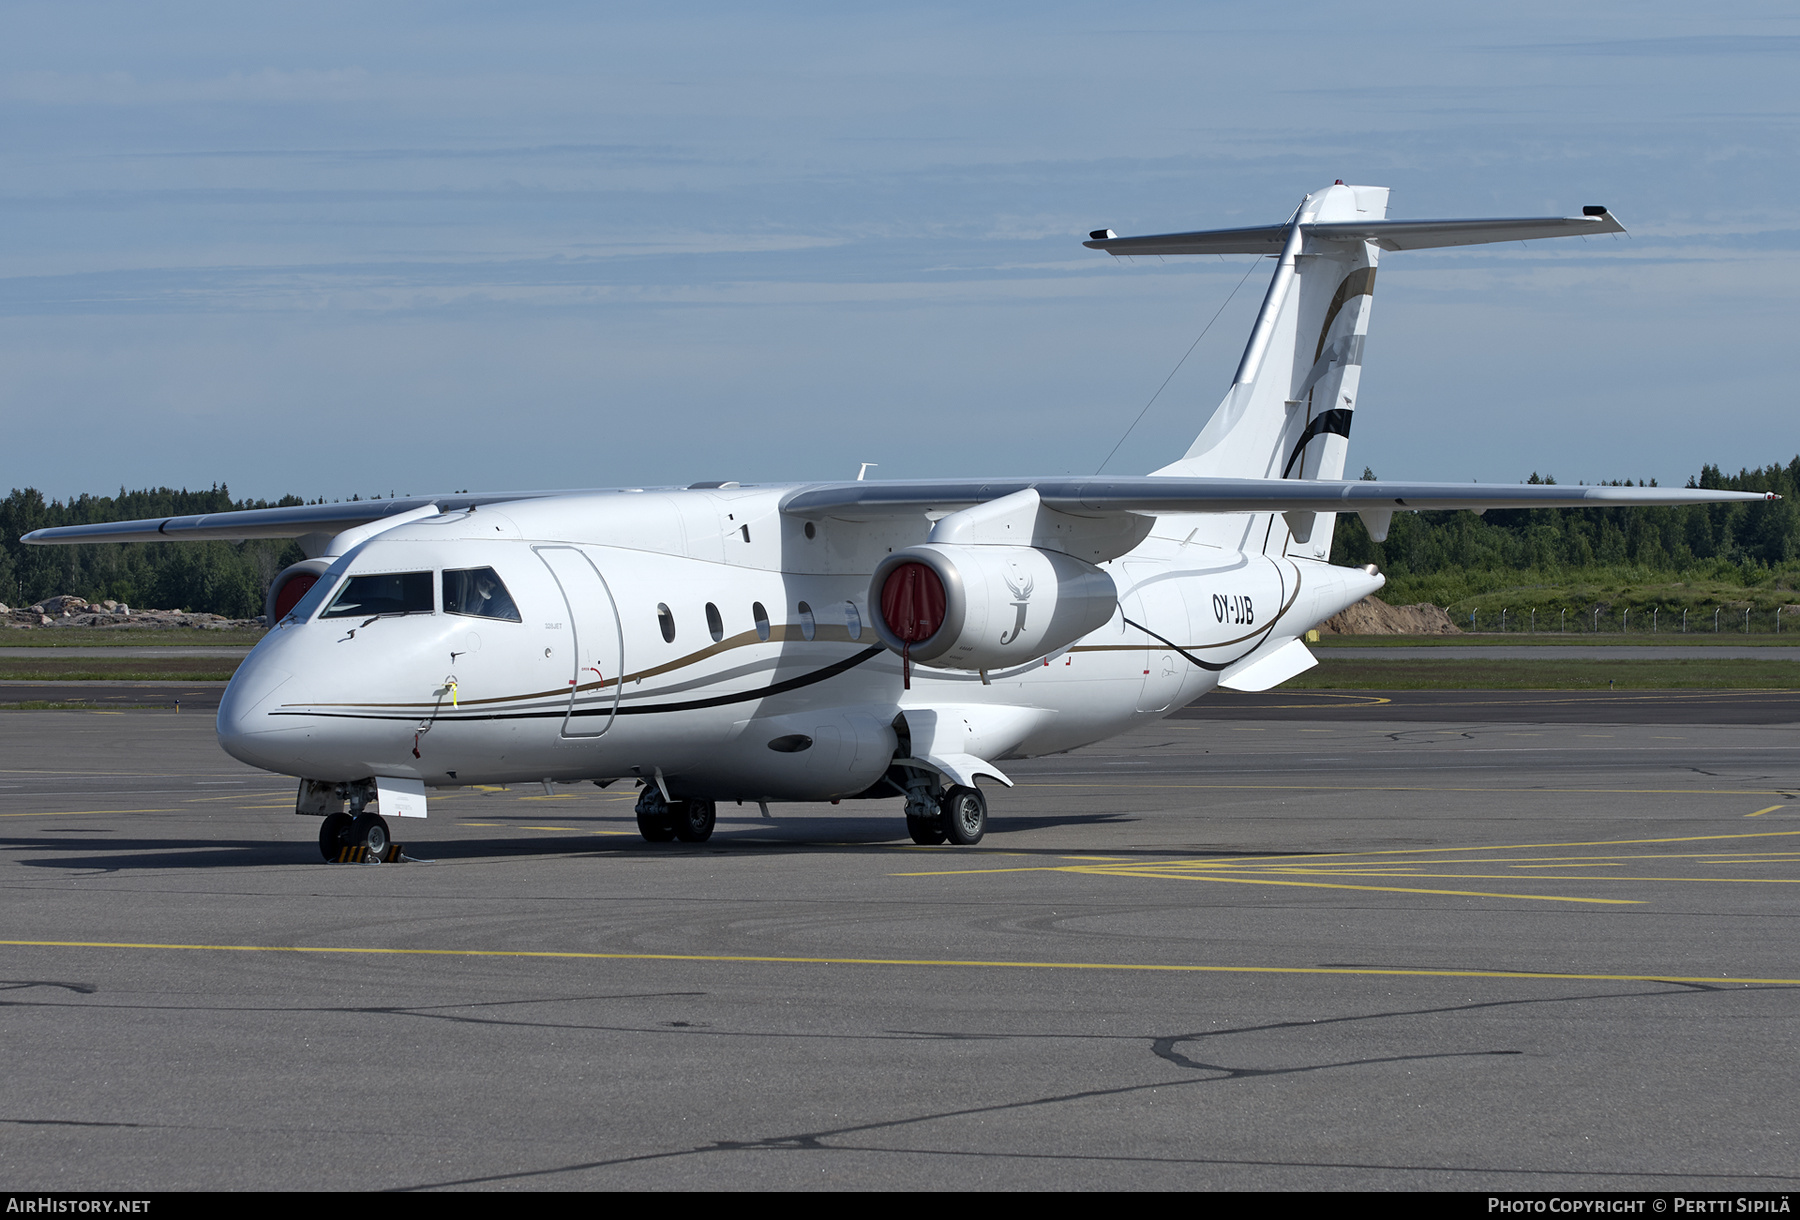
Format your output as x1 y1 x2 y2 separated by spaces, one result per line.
3 2 1796 501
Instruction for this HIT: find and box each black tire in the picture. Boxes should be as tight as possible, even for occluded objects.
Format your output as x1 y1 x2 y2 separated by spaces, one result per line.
638 811 677 842
673 799 716 843
352 812 390 859
941 785 986 846
319 811 353 861
906 815 947 845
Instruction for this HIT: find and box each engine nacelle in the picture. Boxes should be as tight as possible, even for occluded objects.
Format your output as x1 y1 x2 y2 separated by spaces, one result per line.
265 558 334 625
870 544 1118 672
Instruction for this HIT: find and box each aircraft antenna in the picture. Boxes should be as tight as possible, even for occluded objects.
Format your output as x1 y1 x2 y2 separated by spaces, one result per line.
1093 254 1263 475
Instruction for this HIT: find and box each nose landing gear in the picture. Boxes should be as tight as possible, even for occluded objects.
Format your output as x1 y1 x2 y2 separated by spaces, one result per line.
319 810 396 862
313 781 401 863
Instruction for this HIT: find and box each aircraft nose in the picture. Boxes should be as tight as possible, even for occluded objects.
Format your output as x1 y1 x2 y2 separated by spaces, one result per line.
215 658 297 770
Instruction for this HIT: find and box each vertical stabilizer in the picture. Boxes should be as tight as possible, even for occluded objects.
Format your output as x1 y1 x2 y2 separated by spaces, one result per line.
1151 183 1386 557
1083 187 1625 561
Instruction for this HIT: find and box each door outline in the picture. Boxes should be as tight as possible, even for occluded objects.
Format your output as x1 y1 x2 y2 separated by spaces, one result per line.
534 545 624 739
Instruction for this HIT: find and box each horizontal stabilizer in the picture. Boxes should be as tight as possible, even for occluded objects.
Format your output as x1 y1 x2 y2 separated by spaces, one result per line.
1085 210 1625 257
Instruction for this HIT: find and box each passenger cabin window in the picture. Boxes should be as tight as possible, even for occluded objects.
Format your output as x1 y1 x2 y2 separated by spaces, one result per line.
657 603 676 643
797 601 815 641
443 567 521 622
705 602 724 642
844 600 862 640
319 572 434 619
752 601 770 642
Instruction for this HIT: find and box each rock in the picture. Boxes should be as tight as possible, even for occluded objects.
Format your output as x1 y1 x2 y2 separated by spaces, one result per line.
1317 595 1461 636
5 593 258 631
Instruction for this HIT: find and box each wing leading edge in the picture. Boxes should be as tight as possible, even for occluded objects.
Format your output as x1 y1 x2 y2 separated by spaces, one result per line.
21 489 573 546
778 477 1774 519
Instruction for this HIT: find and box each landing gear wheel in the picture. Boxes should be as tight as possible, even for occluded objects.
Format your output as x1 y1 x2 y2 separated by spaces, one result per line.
673 799 716 843
635 785 677 843
319 811 353 860
906 815 947 845
351 811 390 859
940 785 987 846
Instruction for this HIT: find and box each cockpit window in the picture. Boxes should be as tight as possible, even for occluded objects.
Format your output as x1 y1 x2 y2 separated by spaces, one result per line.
443 567 522 622
319 571 434 619
282 575 341 625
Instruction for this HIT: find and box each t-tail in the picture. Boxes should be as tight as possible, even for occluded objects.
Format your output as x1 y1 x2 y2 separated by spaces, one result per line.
1087 184 1624 558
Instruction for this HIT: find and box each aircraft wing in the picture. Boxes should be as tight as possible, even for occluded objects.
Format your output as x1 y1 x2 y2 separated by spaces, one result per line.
779 477 1775 519
1084 210 1626 256
19 490 569 545
22 476 1772 547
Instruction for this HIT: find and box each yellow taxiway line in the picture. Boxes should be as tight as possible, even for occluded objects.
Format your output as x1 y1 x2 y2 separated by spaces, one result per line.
2 938 1796 987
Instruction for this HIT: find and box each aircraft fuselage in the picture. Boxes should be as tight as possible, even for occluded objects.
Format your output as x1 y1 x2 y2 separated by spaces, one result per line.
217 484 1380 804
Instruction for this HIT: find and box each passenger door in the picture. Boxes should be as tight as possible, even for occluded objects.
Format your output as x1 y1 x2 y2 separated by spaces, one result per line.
535 546 624 739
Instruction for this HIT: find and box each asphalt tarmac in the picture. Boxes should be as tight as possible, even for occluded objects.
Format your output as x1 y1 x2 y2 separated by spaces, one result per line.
2 703 1797 1190
12 681 1800 726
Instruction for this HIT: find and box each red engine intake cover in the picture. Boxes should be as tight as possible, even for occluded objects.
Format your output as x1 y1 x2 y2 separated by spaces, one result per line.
271 572 319 621
880 561 946 644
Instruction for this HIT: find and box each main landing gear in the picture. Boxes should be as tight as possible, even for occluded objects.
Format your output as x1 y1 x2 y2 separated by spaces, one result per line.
634 787 716 844
901 770 986 847
939 785 987 846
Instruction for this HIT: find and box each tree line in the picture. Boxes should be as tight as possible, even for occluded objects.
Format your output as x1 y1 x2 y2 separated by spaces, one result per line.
1 459 1796 619
1 486 308 618
1329 457 1800 617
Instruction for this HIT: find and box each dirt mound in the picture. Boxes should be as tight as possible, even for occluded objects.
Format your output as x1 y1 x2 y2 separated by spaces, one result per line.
1317 595 1460 636
6 594 261 630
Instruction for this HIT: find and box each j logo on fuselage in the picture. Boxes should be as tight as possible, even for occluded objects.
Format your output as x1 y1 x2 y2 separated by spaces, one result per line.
1000 571 1035 644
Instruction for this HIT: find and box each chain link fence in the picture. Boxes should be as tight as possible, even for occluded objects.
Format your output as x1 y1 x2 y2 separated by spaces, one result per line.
1451 605 1800 634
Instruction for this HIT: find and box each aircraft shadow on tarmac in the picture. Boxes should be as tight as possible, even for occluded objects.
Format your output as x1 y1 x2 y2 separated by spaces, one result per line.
5 810 1191 870
5 833 314 871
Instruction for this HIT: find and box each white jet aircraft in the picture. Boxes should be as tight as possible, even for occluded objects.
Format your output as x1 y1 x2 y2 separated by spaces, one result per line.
26 183 1776 861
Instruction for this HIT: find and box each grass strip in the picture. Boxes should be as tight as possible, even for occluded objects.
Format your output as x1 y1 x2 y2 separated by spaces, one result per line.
0 701 165 711
0 661 239 680
0 628 264 647
1313 633 1800 649
1290 658 1800 690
